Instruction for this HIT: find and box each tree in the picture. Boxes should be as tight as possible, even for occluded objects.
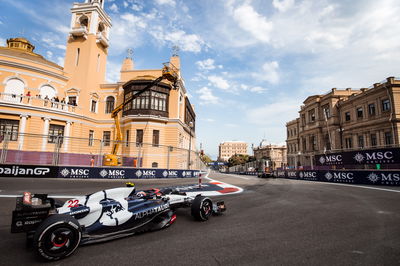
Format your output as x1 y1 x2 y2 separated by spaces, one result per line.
201 154 212 164
228 154 250 167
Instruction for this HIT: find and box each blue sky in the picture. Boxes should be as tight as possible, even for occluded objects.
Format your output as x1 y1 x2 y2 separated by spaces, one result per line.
0 0 399 159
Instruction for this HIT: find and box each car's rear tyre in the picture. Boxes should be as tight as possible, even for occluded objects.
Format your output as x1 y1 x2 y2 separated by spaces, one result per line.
33 214 81 261
191 196 213 221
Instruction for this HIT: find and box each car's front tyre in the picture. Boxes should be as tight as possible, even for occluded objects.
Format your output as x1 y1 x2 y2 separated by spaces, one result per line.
33 214 81 261
191 196 213 221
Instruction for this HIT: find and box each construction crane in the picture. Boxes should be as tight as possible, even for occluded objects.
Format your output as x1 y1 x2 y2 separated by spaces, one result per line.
103 63 179 166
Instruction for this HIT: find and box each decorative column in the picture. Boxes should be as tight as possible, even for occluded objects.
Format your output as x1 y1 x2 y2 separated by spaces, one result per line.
41 117 51 151
18 114 29 150
63 121 72 152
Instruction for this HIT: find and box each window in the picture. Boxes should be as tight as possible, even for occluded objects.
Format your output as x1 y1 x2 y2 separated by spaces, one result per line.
68 96 77 106
356 107 363 119
322 104 330 120
382 99 391 111
310 135 317 151
91 100 97 113
103 131 111 146
126 130 130 147
308 109 315 122
370 134 377 147
368 103 376 116
301 114 306 126
76 48 80 66
0 119 19 141
136 129 143 147
4 78 24 103
48 125 64 144
345 112 351 121
105 96 115 113
345 137 352 149
358 135 364 148
152 162 158 168
89 130 94 146
151 91 167 111
152 130 159 147
385 132 393 145
324 134 331 151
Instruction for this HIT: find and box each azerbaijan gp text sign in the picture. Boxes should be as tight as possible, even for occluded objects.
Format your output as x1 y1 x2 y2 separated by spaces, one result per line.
315 148 400 166
275 170 400 186
0 164 200 179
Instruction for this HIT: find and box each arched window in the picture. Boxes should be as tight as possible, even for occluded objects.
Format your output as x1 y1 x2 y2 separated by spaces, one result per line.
79 15 88 28
39 85 56 99
98 22 105 33
105 96 115 114
4 78 25 102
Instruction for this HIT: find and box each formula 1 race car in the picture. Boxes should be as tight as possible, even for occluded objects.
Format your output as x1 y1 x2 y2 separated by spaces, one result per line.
11 183 226 261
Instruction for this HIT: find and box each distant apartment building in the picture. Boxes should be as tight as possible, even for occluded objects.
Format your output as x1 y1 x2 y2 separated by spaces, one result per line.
286 77 400 168
253 139 287 169
218 141 248 162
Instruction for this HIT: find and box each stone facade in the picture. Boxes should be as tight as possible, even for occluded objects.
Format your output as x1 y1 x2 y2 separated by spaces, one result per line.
0 0 196 169
286 77 400 168
218 141 248 162
253 140 287 170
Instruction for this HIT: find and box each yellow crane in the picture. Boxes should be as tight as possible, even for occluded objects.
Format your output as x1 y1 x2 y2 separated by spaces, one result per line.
103 63 179 166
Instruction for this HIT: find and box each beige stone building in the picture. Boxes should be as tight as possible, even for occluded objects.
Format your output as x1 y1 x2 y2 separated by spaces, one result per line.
286 77 400 168
0 0 197 169
253 140 287 170
218 141 248 162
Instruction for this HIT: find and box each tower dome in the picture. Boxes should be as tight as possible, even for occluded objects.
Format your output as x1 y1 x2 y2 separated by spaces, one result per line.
6 37 35 53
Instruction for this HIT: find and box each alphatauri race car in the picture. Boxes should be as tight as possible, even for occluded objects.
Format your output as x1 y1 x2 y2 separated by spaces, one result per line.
11 183 226 261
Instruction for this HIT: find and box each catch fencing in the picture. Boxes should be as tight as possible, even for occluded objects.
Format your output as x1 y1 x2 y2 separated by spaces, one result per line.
0 131 206 170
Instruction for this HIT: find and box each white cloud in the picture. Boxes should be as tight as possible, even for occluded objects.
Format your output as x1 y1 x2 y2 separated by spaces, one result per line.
41 38 66 50
56 56 64 67
110 3 119 13
163 30 204 53
232 3 273 43
252 61 280 84
154 0 176 6
272 0 295 12
202 118 215 122
123 2 129 8
196 87 219 105
46 51 53 59
120 13 146 28
106 60 121 83
0 38 5 46
241 84 267 93
208 75 230 90
196 59 216 71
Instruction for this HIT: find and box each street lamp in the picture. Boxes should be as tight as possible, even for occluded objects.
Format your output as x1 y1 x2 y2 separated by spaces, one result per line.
187 121 194 169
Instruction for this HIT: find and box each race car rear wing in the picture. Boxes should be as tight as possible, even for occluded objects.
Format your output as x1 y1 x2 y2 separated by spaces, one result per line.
11 192 55 233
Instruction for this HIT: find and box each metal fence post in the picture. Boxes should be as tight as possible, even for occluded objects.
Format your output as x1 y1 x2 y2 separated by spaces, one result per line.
0 131 10 164
98 140 103 166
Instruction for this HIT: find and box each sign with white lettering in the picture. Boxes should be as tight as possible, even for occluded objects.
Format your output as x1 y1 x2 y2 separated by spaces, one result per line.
315 148 400 166
278 170 400 186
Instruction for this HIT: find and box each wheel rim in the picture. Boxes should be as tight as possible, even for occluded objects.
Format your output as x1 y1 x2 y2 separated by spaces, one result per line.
41 227 77 257
202 200 211 216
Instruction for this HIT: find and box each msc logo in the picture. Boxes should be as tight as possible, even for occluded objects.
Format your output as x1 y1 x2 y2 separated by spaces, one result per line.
61 168 89 178
325 172 333 180
367 173 380 183
300 172 317 178
100 169 125 178
333 172 353 180
319 155 342 164
366 151 393 160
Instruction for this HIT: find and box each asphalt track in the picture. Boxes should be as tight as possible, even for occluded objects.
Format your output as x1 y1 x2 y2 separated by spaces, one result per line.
0 171 400 265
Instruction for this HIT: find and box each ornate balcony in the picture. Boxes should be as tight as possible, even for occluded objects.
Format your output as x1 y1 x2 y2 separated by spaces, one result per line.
69 26 88 39
96 32 109 48
0 93 78 113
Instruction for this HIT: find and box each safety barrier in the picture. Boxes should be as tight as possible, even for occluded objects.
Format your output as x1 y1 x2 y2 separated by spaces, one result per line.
274 170 400 186
0 164 200 179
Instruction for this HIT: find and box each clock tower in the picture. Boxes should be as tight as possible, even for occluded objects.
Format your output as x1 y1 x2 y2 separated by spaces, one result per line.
64 0 111 113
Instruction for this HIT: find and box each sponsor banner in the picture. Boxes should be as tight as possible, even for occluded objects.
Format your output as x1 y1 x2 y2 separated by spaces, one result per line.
0 164 199 179
279 170 400 186
0 164 56 178
315 148 400 166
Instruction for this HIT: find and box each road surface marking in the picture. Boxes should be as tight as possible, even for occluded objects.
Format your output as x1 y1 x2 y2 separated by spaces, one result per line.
317 182 400 193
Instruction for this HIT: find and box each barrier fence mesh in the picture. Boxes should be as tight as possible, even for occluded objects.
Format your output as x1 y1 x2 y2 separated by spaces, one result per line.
0 131 206 170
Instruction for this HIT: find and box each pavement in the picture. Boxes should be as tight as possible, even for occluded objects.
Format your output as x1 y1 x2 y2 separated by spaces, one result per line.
0 171 399 265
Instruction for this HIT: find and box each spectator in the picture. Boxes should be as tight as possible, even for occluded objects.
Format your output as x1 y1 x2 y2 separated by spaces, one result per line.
90 156 95 167
26 91 31 97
